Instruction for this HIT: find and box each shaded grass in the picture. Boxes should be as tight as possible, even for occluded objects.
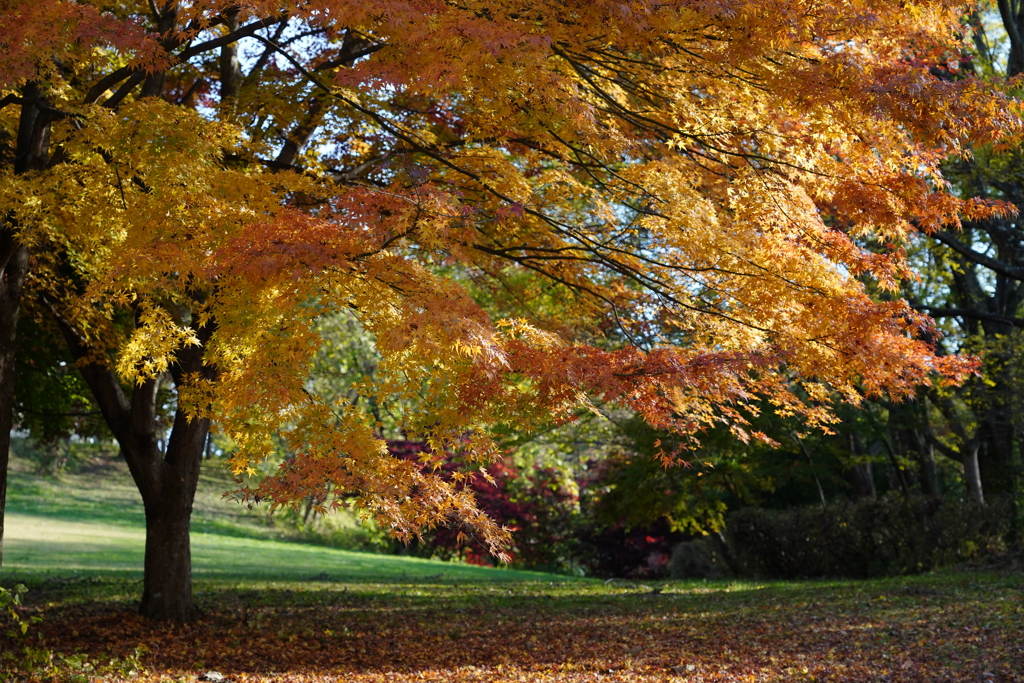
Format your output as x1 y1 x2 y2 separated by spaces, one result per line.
4 570 1022 682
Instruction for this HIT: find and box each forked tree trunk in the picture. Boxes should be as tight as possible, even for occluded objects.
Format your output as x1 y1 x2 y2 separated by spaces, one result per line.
53 305 214 621
929 394 988 505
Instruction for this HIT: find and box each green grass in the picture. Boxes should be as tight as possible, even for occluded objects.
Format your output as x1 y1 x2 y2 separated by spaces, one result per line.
1 454 565 585
4 452 275 538
2 512 560 583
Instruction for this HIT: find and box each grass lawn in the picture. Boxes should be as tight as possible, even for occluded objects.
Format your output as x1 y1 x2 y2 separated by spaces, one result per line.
2 511 550 583
1 456 1023 682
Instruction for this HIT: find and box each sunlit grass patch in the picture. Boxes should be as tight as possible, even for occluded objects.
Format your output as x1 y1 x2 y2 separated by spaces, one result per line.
2 512 563 585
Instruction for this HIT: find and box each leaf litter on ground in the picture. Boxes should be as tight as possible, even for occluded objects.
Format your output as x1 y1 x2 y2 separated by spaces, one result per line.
2 570 1022 682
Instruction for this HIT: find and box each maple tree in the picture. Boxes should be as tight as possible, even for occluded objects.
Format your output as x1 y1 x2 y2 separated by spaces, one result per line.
0 0 1019 621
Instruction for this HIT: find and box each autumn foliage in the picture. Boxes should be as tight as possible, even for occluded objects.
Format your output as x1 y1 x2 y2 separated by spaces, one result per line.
387 440 579 568
2 0 1021 569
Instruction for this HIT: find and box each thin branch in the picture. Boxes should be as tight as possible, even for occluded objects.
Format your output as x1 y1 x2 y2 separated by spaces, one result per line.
253 34 809 341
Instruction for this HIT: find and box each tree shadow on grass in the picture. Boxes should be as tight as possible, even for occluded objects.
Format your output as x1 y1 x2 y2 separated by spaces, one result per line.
8 576 1022 682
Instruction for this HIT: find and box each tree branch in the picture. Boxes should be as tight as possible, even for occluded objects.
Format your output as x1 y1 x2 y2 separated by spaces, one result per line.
84 15 288 105
931 229 1024 280
39 296 132 445
916 305 1024 327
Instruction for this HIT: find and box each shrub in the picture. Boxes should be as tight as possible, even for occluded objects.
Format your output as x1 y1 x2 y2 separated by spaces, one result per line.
388 441 580 571
727 494 1012 579
575 517 685 579
670 536 734 580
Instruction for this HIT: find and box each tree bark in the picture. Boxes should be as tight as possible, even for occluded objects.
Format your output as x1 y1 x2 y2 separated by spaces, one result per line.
50 300 215 620
0 238 27 570
998 0 1024 78
140 3 179 100
847 461 876 499
910 428 940 496
881 435 911 497
845 432 877 499
964 441 985 506
929 391 988 505
0 83 50 569
219 10 243 104
137 404 209 621
977 402 1017 498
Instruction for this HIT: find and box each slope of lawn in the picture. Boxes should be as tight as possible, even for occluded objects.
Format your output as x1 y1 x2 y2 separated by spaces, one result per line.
2 454 1022 683
4 450 296 540
2 512 549 583
1 453 555 583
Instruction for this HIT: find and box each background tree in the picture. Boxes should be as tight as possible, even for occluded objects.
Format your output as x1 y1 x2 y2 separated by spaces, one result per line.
1 0 1017 620
893 4 1024 522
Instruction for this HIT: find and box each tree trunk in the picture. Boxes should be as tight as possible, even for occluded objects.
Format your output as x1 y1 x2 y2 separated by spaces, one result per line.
912 429 940 497
998 0 1024 78
140 3 178 100
136 399 208 621
0 83 50 569
847 461 876 499
793 432 826 507
964 441 985 505
881 436 911 497
219 10 243 104
51 301 214 620
0 240 28 570
977 404 1017 498
141 490 195 620
118 407 209 621
845 433 876 499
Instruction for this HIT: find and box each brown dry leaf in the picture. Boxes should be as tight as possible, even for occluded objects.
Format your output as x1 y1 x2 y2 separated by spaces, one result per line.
3 576 1022 683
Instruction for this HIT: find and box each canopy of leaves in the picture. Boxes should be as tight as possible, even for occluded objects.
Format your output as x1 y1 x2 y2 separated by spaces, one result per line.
2 0 1019 552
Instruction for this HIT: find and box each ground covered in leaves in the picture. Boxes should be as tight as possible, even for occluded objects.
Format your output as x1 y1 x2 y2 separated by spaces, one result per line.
3 570 1022 683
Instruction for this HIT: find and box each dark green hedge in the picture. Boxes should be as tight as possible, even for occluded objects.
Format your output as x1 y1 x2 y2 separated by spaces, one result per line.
727 495 1012 579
